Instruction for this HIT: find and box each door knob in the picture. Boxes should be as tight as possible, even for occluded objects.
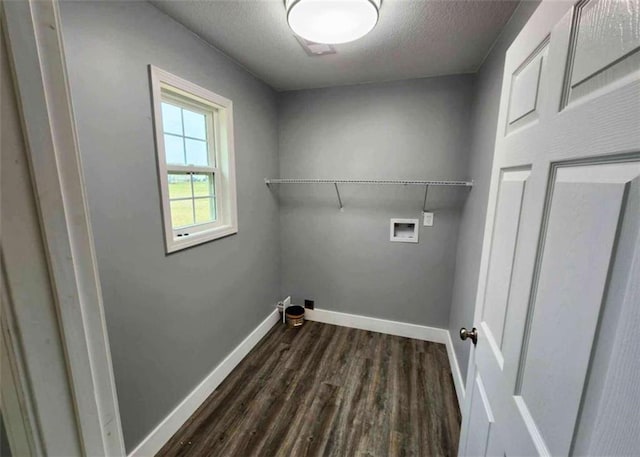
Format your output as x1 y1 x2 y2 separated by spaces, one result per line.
460 327 478 345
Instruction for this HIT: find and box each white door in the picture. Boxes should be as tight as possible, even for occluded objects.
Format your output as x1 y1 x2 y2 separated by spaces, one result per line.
458 0 640 455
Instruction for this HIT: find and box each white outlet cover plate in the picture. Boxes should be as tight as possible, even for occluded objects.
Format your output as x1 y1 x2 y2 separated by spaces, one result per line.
423 212 434 227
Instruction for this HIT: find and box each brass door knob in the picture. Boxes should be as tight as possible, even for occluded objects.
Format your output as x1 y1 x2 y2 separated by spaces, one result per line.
460 327 478 345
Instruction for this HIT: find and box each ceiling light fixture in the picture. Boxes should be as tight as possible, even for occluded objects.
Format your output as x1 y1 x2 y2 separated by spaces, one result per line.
286 0 380 45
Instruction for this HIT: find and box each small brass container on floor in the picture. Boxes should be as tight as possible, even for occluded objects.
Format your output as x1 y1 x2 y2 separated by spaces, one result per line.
285 305 305 328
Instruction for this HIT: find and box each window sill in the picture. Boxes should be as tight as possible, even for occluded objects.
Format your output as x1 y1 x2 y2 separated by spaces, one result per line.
165 224 237 253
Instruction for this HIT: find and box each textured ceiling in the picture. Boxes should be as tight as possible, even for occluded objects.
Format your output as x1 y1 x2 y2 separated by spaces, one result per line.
150 0 520 91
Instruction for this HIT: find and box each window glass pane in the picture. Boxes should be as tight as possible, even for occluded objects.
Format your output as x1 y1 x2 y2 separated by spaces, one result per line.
183 109 207 140
168 174 192 199
164 134 185 165
161 102 183 135
195 197 216 223
192 173 214 197
170 199 194 228
185 138 208 166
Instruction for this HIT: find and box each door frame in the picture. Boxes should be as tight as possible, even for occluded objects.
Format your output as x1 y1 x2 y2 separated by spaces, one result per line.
2 0 125 454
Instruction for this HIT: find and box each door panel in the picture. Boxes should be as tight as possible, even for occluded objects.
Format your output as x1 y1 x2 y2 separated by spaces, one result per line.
464 375 495 457
571 0 640 84
481 169 530 355
518 160 640 457
572 172 640 456
507 42 549 133
564 0 640 104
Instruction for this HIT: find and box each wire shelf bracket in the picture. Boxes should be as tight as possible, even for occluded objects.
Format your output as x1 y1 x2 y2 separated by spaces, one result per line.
265 178 473 210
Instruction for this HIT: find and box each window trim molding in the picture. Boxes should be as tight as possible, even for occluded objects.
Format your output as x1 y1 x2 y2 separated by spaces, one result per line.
149 65 238 253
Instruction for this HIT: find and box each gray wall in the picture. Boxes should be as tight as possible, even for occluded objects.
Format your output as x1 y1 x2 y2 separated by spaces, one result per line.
278 76 474 327
448 0 541 384
59 1 280 451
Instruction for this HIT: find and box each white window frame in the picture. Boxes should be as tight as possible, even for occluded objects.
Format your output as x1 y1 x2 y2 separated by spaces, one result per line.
149 65 238 253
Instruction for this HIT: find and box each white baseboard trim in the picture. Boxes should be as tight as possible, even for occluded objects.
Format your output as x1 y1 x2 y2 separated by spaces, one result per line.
128 309 280 457
445 331 466 407
304 308 448 343
304 307 465 405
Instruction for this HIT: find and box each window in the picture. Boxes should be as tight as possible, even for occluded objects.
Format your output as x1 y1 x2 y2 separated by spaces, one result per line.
149 66 237 253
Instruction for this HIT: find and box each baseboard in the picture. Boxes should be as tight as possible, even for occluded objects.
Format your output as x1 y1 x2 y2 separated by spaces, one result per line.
129 309 280 457
445 331 466 407
304 308 448 343
304 307 465 405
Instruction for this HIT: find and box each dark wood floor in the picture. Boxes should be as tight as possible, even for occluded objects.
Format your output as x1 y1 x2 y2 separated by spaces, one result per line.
157 321 461 457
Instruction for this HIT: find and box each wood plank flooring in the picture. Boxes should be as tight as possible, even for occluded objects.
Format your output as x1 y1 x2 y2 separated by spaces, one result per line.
157 321 461 457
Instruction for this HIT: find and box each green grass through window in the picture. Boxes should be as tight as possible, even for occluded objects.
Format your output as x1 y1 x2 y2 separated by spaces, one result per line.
169 181 216 228
168 181 213 198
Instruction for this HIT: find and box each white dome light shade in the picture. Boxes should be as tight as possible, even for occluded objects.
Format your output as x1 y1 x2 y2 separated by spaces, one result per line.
287 0 379 45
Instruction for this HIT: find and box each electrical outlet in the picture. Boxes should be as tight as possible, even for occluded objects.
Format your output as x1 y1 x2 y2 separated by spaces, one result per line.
304 299 315 310
423 211 434 227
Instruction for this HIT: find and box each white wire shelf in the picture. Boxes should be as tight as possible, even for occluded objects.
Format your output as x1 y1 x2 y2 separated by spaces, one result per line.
265 178 473 210
264 178 473 186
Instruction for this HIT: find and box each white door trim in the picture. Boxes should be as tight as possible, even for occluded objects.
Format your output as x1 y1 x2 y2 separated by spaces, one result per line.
2 1 125 455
